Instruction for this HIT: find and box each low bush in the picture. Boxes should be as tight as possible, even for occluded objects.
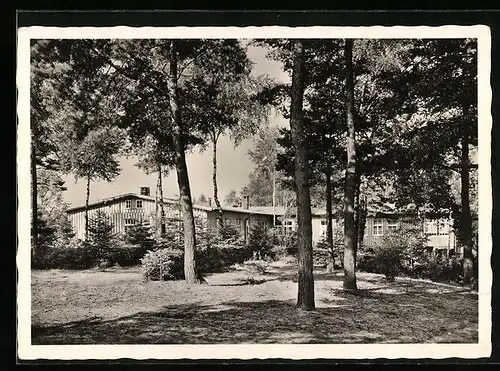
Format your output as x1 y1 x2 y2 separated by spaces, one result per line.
410 253 463 283
141 248 183 281
141 244 253 281
32 240 98 270
269 245 290 261
104 244 150 267
247 224 275 260
32 238 150 270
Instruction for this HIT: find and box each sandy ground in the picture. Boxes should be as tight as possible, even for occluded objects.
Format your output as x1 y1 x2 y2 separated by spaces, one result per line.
31 260 478 344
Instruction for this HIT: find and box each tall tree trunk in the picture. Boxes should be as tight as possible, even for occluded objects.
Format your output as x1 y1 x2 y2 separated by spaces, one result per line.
460 105 474 284
343 39 358 291
167 40 199 284
31 144 39 257
357 196 367 251
353 171 365 251
212 136 223 231
158 165 166 236
290 39 315 311
85 176 91 241
353 172 361 250
325 163 335 272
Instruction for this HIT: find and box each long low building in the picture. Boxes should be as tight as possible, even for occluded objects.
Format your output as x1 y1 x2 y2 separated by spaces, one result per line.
66 187 461 256
66 187 277 243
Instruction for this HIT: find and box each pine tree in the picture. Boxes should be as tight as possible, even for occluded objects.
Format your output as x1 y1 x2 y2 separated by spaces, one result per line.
88 211 117 261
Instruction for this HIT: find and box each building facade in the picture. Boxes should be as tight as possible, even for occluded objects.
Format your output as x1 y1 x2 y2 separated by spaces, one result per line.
66 188 459 255
66 188 276 241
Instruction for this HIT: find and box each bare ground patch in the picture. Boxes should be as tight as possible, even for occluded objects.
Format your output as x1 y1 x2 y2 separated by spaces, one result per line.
31 262 478 344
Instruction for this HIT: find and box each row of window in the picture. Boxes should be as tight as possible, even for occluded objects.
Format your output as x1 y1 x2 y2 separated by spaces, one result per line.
318 219 450 237
125 199 143 209
124 219 150 231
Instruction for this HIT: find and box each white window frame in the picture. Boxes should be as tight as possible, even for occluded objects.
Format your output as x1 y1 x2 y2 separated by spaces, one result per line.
125 200 132 209
373 219 384 236
136 199 143 209
438 220 449 235
124 219 138 230
425 220 438 236
387 221 398 233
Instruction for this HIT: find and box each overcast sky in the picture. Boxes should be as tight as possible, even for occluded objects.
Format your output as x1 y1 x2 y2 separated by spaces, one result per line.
63 44 289 207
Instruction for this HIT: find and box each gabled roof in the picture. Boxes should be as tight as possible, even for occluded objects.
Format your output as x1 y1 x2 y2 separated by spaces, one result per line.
66 193 207 214
66 193 281 216
249 206 326 217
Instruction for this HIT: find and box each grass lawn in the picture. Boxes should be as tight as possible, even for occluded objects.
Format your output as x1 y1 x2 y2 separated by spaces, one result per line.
31 260 478 344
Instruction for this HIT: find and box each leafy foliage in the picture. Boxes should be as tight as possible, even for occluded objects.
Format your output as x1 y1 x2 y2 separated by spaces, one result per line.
141 219 251 281
124 224 157 252
247 223 275 260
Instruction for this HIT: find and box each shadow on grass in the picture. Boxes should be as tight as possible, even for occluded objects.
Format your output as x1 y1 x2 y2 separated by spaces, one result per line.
33 286 478 345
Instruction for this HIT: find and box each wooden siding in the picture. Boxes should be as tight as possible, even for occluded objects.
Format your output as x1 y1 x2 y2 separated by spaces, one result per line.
67 194 458 254
68 195 266 240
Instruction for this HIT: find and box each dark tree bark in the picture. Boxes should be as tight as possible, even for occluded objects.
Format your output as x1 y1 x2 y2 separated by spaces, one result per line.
460 105 474 284
357 196 367 251
343 39 358 291
325 163 335 272
211 135 224 230
85 176 91 241
167 40 199 284
353 170 365 251
31 144 39 257
353 171 361 250
290 39 315 310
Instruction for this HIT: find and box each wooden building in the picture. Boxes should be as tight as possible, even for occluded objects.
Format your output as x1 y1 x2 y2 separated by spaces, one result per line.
66 188 459 256
66 188 276 241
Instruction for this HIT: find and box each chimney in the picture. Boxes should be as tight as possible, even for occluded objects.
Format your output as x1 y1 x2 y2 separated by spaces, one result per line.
244 195 250 210
208 197 212 207
140 187 150 196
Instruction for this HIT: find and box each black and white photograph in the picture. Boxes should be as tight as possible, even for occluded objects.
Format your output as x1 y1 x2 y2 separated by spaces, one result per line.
16 25 492 360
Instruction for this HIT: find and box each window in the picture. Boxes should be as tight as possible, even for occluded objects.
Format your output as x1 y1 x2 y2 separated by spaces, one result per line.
136 200 143 209
125 200 132 209
373 219 384 236
425 220 438 235
236 218 241 227
257 220 266 227
387 221 398 233
124 219 138 231
438 220 449 235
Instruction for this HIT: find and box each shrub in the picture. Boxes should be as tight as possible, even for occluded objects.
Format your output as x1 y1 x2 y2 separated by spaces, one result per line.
282 231 298 256
197 244 253 273
269 245 290 261
141 217 252 281
141 248 182 281
105 243 151 267
357 248 378 273
371 241 406 282
314 235 343 268
247 223 274 260
87 211 119 261
410 253 464 283
124 224 156 252
32 239 98 270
